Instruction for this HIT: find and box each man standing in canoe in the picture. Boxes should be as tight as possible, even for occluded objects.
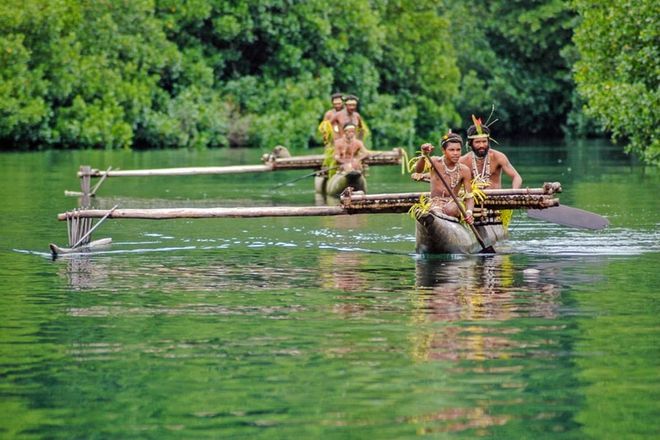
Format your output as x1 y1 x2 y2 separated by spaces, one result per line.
330 94 367 140
333 122 370 172
318 93 345 148
324 93 344 122
413 133 475 224
459 115 522 190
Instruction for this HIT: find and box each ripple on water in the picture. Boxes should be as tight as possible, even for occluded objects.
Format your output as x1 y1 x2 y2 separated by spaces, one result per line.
508 218 660 256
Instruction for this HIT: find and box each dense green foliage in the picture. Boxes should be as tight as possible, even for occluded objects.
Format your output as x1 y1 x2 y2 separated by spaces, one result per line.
0 0 657 163
573 0 660 165
446 0 577 137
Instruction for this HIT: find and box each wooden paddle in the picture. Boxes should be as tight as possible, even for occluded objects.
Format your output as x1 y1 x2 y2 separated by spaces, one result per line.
424 153 495 254
527 205 609 230
268 165 341 191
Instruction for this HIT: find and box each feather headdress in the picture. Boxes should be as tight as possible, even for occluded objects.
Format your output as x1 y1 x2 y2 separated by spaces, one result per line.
468 114 488 139
467 106 499 144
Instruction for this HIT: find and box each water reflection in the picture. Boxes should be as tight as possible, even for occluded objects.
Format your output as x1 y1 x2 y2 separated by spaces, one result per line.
57 255 110 291
319 251 370 293
414 255 562 322
406 256 573 434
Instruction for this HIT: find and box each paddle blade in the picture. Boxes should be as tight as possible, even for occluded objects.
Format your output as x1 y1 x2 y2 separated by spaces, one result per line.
479 245 496 255
527 205 609 230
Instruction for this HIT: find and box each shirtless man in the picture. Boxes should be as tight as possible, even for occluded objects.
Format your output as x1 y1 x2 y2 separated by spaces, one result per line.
318 93 344 148
459 117 522 190
334 122 369 172
330 94 366 140
323 93 344 122
414 133 474 224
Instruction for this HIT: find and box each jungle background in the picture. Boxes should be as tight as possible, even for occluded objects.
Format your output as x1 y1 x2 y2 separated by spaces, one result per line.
1 0 658 164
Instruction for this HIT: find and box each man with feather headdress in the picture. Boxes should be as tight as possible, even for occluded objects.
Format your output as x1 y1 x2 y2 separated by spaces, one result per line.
459 115 522 190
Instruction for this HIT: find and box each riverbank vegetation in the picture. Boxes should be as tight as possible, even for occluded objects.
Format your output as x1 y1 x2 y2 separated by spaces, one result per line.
0 0 657 164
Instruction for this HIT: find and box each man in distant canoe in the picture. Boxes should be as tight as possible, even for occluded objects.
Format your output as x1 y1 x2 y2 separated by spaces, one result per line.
324 93 345 123
330 94 367 140
459 116 522 190
334 122 369 172
413 133 475 224
319 93 344 148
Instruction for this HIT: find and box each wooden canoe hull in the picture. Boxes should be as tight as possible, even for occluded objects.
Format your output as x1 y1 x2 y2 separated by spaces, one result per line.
415 211 508 255
315 170 367 196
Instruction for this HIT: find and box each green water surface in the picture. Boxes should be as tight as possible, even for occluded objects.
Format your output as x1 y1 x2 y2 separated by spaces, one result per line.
1 141 659 439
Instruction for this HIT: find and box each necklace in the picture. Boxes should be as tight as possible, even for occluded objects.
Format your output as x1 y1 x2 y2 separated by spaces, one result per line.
441 157 460 194
341 137 355 158
471 152 491 183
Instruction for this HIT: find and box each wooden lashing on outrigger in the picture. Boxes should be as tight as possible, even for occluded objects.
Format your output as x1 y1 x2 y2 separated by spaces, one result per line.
65 208 93 247
65 166 113 198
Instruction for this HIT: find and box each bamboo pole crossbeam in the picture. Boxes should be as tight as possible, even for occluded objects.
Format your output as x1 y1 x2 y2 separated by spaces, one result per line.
343 196 558 212
267 155 325 170
266 148 403 169
343 183 562 203
341 185 562 211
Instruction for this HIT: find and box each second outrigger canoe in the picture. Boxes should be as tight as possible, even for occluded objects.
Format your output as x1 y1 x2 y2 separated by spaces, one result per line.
315 169 367 196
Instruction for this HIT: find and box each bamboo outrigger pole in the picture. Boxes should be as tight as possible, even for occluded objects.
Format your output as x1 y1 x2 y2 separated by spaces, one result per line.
76 148 405 179
58 205 349 221
78 164 275 178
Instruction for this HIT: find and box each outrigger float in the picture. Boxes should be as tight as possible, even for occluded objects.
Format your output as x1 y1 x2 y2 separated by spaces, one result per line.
49 238 113 256
66 147 405 198
53 183 578 256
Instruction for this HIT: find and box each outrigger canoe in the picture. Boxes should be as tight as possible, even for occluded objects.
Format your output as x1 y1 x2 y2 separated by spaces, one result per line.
55 183 578 256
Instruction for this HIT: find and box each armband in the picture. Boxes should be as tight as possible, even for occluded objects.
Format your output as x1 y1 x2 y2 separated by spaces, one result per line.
463 192 474 199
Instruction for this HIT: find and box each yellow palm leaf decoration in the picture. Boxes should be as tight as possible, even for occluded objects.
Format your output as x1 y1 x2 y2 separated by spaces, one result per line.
318 120 334 150
470 178 489 204
322 146 337 177
408 151 432 173
408 194 431 220
357 119 370 141
399 148 409 175
500 209 513 230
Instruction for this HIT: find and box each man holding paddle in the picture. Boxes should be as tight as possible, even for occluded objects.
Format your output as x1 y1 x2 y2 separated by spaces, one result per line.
414 133 474 225
334 122 369 172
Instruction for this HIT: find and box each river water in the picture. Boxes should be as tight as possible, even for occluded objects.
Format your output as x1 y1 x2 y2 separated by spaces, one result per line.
1 140 659 439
